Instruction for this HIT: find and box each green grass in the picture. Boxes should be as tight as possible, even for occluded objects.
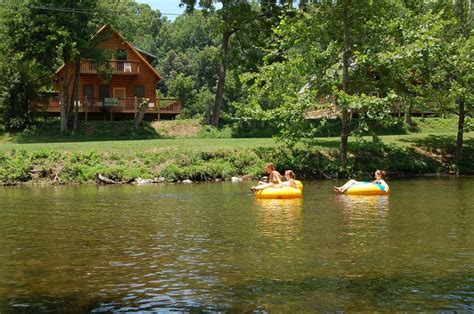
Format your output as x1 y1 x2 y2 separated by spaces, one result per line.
0 117 472 154
0 137 275 154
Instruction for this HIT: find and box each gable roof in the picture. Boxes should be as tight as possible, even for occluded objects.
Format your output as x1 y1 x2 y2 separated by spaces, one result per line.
134 46 157 62
56 24 162 81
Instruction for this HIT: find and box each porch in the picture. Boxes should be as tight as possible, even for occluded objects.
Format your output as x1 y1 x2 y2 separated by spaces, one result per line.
33 96 182 121
80 59 141 76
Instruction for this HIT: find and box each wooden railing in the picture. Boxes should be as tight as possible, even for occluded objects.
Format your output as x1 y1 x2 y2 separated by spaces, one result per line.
80 59 141 75
33 96 182 114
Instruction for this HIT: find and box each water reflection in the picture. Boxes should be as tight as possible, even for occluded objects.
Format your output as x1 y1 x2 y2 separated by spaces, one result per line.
333 195 390 266
335 194 389 221
252 198 303 244
254 198 303 212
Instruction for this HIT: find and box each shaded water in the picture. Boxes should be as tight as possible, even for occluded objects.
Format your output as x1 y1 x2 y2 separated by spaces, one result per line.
0 178 473 312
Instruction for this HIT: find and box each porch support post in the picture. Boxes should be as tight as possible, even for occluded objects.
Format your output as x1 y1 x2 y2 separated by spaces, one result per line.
158 98 161 121
85 95 88 124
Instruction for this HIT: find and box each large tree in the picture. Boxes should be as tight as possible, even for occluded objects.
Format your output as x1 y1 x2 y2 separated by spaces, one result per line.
155 11 220 120
98 0 166 57
375 4 453 126
3 0 100 132
241 0 400 161
179 0 267 127
447 0 473 164
0 1 51 130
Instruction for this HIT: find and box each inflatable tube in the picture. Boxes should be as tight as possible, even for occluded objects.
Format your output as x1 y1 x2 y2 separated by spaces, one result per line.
255 180 304 199
346 182 389 195
294 180 304 191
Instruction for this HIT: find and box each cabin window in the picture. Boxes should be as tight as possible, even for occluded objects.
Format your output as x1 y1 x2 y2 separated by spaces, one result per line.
88 60 96 71
115 49 127 72
134 86 144 98
84 85 94 102
99 85 109 103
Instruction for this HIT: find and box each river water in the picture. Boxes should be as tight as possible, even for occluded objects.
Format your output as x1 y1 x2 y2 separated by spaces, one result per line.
0 178 473 312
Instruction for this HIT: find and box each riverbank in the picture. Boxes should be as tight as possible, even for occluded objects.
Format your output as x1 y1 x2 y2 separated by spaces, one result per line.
1 133 473 186
1 117 472 185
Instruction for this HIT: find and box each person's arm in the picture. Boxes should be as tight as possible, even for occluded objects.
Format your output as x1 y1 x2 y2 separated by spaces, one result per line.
379 179 389 191
289 179 297 188
273 171 282 185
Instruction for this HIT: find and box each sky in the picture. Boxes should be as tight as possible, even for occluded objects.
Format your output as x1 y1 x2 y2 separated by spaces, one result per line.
136 0 185 20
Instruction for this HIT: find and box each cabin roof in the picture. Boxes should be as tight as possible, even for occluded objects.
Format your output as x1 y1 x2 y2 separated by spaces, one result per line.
134 46 157 61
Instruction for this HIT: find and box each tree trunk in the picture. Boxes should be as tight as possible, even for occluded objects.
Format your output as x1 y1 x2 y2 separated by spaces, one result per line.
455 97 465 164
134 100 148 130
404 104 414 126
340 108 350 161
455 0 468 165
339 0 351 162
72 61 80 134
60 62 70 133
211 31 232 127
205 102 212 125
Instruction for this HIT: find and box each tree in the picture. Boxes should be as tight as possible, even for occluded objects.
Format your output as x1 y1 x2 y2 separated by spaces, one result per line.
450 0 473 164
98 0 166 57
241 0 399 161
375 4 452 128
432 0 473 164
179 0 261 126
2 0 100 132
154 12 220 120
0 1 51 130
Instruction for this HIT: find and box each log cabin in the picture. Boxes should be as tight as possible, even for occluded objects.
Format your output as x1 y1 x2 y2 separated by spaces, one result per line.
34 24 181 121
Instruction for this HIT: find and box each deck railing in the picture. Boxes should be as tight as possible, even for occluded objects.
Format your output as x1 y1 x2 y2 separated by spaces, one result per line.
80 59 141 75
33 96 182 114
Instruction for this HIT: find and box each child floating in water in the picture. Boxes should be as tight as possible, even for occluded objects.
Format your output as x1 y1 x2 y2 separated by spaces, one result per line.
250 163 283 192
282 170 298 189
334 170 389 193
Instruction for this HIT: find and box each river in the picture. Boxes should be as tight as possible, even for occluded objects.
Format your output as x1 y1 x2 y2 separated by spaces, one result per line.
0 178 473 312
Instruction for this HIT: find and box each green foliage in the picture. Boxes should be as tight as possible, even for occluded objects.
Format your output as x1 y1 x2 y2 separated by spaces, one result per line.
0 0 101 132
0 3 47 130
229 0 472 162
238 1 407 153
0 149 32 182
197 125 234 138
151 12 220 118
97 0 165 56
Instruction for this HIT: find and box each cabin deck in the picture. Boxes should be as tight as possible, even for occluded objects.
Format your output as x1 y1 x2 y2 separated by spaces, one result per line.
33 96 182 120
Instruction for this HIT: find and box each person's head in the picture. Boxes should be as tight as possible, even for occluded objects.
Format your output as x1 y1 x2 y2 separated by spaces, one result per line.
264 163 275 174
375 170 386 179
285 170 295 180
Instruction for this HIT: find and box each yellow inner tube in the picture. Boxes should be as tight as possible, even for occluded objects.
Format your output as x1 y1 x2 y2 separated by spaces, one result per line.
346 182 389 195
255 180 304 199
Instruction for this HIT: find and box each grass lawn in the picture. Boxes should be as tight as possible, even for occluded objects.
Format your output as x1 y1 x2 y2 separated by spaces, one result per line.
0 137 275 153
0 117 472 154
1 131 472 154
